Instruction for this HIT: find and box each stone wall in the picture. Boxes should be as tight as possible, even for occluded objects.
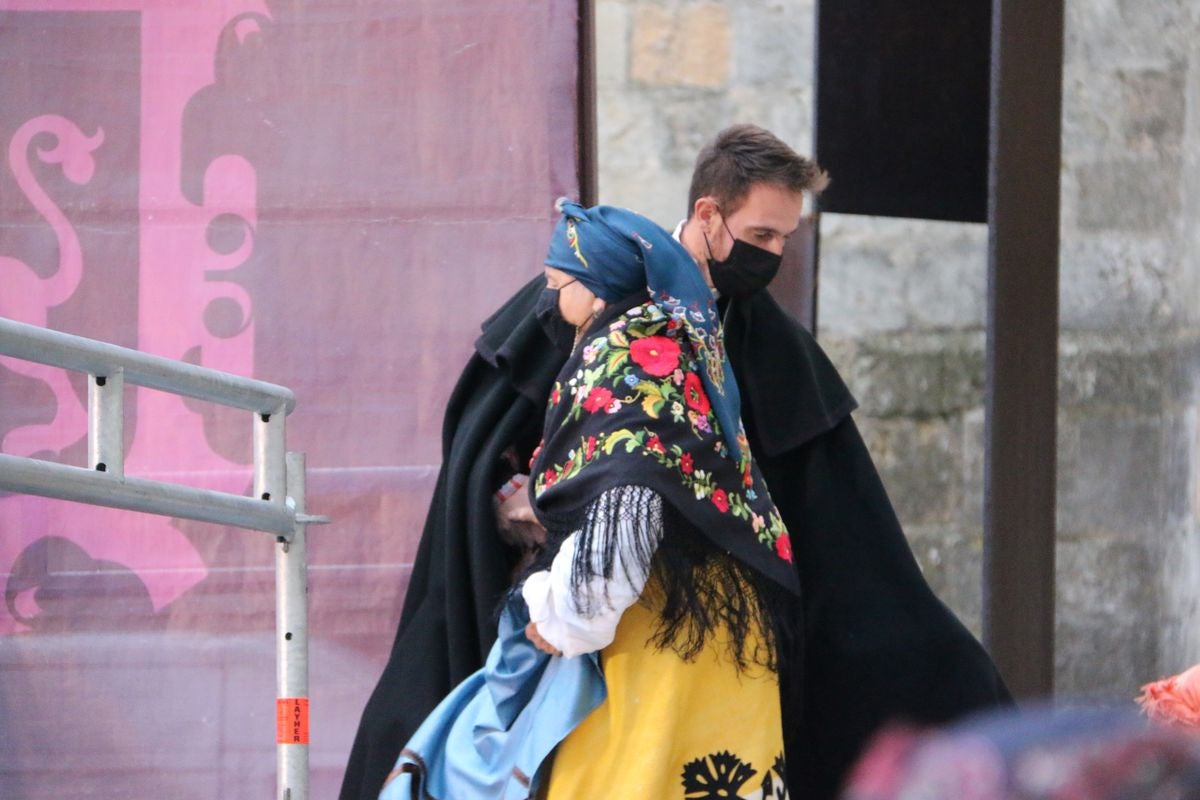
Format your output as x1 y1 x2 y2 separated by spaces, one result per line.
596 0 1200 697
596 0 815 226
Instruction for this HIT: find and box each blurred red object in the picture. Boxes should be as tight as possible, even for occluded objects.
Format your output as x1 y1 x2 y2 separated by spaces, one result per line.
1139 663 1200 731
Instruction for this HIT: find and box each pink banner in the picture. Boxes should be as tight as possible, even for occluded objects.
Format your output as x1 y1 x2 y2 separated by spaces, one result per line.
0 2 580 796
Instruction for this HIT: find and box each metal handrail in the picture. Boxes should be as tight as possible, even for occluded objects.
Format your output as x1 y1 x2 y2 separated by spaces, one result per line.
0 316 295 414
0 315 317 800
0 454 296 534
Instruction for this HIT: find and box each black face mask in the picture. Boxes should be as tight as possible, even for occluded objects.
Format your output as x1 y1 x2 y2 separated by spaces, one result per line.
705 218 783 299
534 284 577 355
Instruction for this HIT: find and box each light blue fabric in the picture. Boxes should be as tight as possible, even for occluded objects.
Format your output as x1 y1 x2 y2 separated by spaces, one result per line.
380 596 606 800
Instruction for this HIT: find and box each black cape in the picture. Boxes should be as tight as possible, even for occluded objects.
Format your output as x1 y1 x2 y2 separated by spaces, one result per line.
340 277 1010 800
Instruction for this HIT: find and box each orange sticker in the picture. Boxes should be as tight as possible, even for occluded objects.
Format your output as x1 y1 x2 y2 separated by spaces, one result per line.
276 697 310 745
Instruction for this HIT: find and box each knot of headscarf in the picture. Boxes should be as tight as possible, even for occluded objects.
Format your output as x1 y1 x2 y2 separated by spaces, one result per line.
544 199 745 460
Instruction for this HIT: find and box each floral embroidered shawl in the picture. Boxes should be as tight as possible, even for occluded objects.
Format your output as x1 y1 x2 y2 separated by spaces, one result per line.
544 200 746 462
531 292 801 595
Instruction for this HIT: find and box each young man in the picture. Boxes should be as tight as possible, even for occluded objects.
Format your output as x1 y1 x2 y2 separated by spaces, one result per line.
678 123 823 294
341 124 1009 800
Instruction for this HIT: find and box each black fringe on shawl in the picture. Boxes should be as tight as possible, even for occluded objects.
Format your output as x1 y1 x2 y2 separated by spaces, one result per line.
516 485 798 674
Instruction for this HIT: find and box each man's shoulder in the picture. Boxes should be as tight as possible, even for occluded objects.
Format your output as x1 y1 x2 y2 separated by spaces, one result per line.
725 290 858 454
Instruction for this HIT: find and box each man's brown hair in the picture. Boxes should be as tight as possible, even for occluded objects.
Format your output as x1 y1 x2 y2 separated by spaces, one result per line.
687 124 828 218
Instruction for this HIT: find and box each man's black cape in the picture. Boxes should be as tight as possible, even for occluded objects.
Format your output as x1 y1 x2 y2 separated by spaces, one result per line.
340 277 1011 800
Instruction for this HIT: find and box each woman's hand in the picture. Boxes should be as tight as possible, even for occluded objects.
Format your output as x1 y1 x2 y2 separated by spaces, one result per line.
496 480 547 551
525 621 563 656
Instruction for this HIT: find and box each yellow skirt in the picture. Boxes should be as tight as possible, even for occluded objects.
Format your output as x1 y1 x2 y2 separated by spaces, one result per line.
544 593 787 799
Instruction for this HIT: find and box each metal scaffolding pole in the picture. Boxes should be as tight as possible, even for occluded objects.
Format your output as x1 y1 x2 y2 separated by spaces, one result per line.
277 452 311 800
0 316 325 797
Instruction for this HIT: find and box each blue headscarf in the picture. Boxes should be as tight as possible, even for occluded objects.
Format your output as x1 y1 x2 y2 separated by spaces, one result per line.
543 199 745 461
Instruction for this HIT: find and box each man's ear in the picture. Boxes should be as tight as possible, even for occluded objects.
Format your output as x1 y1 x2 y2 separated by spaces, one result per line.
691 196 715 221
692 196 720 234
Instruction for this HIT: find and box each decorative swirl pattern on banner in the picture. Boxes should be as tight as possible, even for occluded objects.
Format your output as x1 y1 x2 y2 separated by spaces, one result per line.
0 115 102 457
0 2 272 635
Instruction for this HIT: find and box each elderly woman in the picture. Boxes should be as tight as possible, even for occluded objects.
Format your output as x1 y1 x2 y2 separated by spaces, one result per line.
382 201 801 800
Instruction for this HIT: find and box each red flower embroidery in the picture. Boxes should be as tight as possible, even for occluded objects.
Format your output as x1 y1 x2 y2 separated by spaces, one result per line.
711 488 729 513
683 372 711 415
544 469 558 487
630 336 681 377
583 386 614 413
550 386 560 405
585 435 597 460
646 435 665 453
679 453 694 474
743 464 754 487
774 532 793 562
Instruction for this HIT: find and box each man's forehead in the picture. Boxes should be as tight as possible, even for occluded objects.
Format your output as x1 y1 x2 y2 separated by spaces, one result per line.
742 216 803 236
729 184 805 230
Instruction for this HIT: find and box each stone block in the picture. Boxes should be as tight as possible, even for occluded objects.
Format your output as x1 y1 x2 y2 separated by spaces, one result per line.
818 214 985 336
596 85 665 175
857 415 965 526
816 244 902 335
896 222 987 330
1056 411 1191 537
644 86 817 176
1057 336 1167 409
595 1 629 87
630 4 731 89
962 406 986 527
1117 67 1188 153
1055 536 1158 697
1158 519 1200 672
1061 64 1187 161
660 101 730 172
816 237 907 334
1058 236 1174 330
1179 62 1200 326
1064 0 1198 64
904 523 984 638
817 336 857 386
733 0 814 88
1073 157 1183 234
825 332 985 419
720 85 815 159
1057 334 1199 411
597 157 690 229
1194 405 1200 517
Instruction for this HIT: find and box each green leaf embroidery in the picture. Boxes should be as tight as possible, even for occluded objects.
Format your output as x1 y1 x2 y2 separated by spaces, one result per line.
633 381 664 419
606 348 630 373
604 429 636 455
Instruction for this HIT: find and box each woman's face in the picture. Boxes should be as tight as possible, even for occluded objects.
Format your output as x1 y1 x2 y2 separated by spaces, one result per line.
544 267 601 329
